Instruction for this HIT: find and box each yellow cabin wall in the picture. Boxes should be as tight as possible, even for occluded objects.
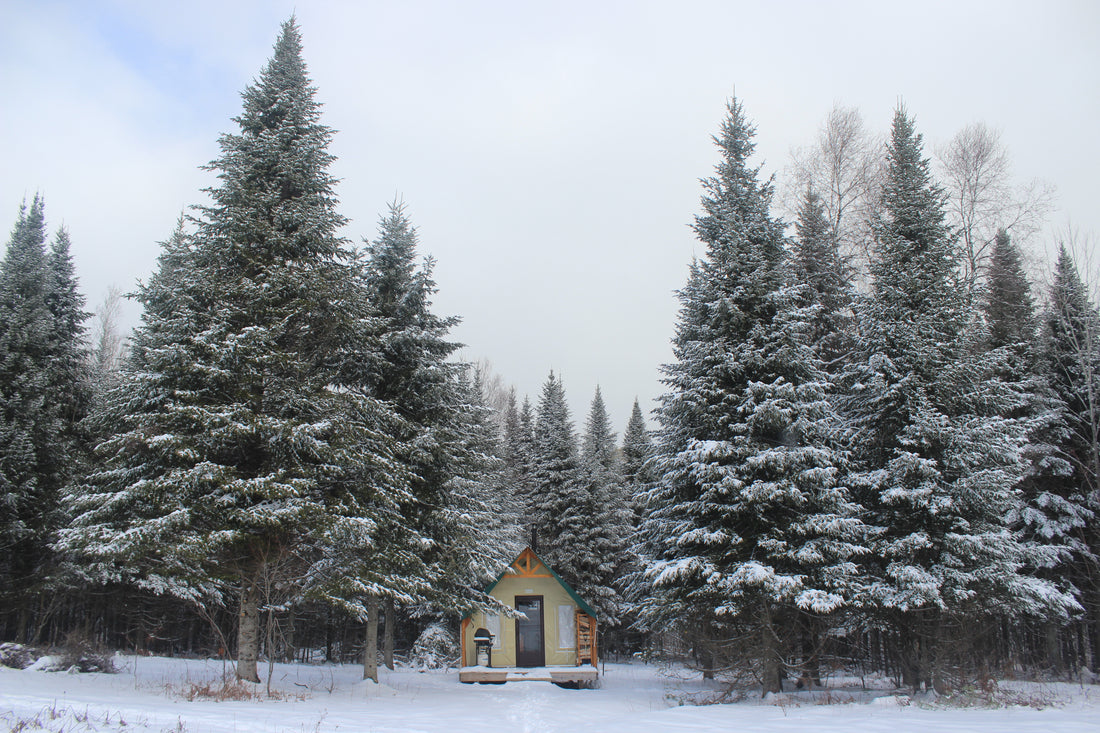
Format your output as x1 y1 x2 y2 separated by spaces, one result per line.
463 573 582 668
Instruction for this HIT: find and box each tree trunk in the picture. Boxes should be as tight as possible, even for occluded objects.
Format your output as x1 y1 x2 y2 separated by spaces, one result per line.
760 613 783 696
800 615 821 687
1089 595 1099 674
1046 622 1064 675
236 575 262 683
896 629 919 692
15 608 28 645
384 598 395 670
325 608 333 662
265 608 276 697
930 622 949 695
363 596 379 683
694 637 715 680
284 607 297 663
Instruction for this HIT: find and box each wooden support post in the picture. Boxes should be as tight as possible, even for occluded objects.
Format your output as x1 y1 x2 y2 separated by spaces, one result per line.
460 617 470 667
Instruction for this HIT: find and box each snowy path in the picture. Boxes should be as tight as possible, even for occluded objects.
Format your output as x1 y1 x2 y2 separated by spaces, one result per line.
1 656 1097 732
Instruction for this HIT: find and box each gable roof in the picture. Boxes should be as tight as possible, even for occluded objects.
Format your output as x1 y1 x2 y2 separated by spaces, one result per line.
482 546 598 620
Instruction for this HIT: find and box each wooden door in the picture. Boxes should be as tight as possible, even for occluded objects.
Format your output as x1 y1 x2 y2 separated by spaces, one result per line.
514 596 545 667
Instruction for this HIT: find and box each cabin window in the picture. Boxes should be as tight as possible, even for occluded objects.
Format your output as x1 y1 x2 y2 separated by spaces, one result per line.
485 612 503 650
557 605 576 649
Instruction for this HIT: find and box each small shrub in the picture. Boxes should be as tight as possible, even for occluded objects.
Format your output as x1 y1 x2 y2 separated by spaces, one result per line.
184 673 258 701
57 631 116 673
409 622 458 670
930 681 1059 710
0 642 39 669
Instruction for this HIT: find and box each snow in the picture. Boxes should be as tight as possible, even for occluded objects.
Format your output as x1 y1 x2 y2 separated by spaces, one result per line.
1 655 1098 733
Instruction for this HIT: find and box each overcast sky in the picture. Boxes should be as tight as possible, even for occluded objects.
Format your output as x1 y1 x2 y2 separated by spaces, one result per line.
2 0 1097 433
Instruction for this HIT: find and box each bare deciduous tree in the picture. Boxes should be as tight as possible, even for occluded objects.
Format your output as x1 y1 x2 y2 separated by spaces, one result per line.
937 122 1055 291
473 358 511 429
783 103 883 277
87 285 128 399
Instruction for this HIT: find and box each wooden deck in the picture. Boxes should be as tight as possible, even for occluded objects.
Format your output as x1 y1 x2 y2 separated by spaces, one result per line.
458 665 599 686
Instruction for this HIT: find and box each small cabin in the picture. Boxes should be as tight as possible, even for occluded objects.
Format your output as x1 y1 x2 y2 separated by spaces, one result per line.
459 547 598 686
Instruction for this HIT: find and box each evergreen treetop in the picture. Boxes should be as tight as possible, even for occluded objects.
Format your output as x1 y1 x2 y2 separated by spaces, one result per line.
870 107 959 330
582 386 617 471
985 229 1037 353
621 397 651 488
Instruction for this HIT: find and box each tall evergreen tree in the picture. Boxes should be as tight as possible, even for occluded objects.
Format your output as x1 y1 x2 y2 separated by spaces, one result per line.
444 364 522 588
616 397 653 641
792 187 853 369
986 229 1037 353
501 389 537 541
471 372 525 557
60 20 409 683
841 108 1072 690
529 376 625 622
357 201 482 610
0 196 59 638
639 98 867 692
582 386 617 471
512 395 539 544
985 232 1089 672
621 398 652 492
1041 245 1100 668
0 197 89 641
528 372 624 616
531 371 582 557
574 387 629 623
45 227 90 434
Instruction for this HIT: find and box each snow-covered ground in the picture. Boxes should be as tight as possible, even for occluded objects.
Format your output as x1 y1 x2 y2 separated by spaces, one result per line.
1 654 1097 732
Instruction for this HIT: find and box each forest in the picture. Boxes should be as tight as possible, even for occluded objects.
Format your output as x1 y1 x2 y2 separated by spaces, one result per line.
0 17 1097 697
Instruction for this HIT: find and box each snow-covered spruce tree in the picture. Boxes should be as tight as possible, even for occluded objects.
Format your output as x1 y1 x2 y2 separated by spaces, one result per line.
638 98 867 693
983 231 1087 672
530 372 582 558
986 229 1037 352
528 376 623 623
840 108 1074 691
571 387 630 624
59 20 410 683
620 397 654 527
582 386 616 471
46 227 90 442
621 398 652 491
355 201 509 656
501 388 537 533
358 202 460 591
510 394 540 545
0 196 58 639
792 187 853 371
617 398 653 644
581 386 633 547
446 366 523 586
1041 245 1100 669
0 196 88 641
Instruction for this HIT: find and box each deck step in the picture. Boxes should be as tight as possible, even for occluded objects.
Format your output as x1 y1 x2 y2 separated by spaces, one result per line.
458 666 599 684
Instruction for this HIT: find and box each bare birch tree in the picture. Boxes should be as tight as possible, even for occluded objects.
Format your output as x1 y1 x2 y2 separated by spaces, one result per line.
87 285 127 401
937 122 1055 292
784 103 883 277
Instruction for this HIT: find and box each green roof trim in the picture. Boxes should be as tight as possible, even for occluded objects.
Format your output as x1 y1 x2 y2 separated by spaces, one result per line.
479 546 598 620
